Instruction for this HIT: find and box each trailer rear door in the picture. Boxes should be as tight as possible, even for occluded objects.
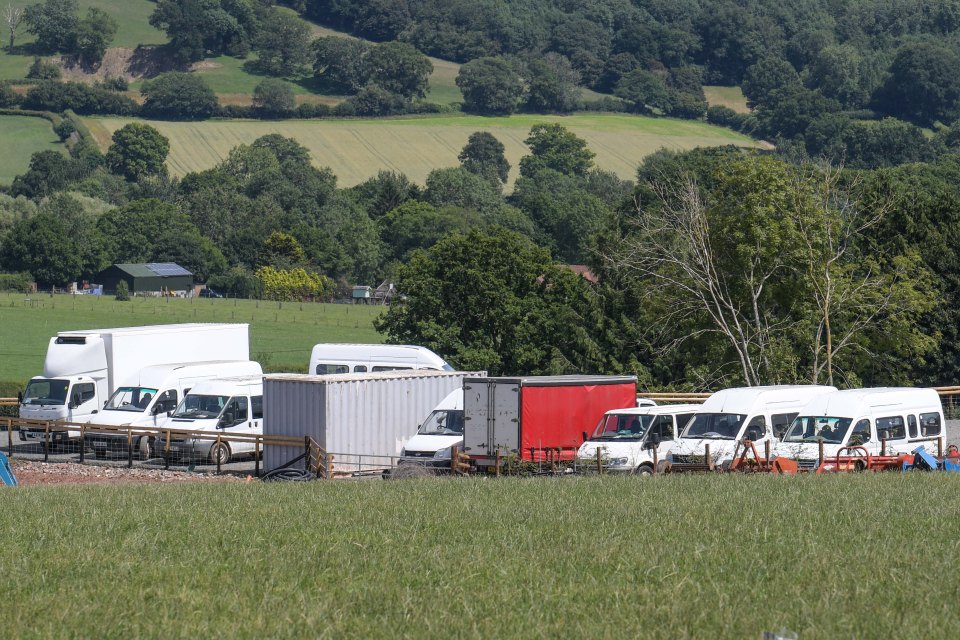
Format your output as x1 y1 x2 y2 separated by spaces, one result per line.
463 379 520 457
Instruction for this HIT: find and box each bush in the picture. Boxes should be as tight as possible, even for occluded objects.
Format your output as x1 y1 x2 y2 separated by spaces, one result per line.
668 92 708 119
114 280 130 301
0 83 21 108
220 104 253 119
54 119 76 140
23 81 138 115
26 58 61 81
347 85 408 116
296 102 331 118
0 272 33 293
255 266 332 302
101 76 128 92
706 105 739 127
581 96 631 112
140 72 219 120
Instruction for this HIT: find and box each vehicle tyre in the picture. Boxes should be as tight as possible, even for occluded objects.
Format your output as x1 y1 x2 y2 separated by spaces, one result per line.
209 442 231 466
635 464 654 476
137 436 152 461
854 460 867 473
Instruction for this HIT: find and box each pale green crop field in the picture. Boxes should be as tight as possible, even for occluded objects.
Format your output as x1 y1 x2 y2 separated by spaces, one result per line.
87 113 762 187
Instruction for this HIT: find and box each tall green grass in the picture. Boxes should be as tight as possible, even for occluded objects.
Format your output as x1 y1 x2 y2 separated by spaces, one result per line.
0 292 384 384
4 474 959 638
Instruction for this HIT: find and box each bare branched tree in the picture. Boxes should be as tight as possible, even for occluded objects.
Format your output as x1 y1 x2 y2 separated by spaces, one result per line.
4 3 24 53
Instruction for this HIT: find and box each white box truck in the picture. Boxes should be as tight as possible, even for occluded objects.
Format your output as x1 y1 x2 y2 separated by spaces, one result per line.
84 360 262 459
19 323 250 443
263 370 481 473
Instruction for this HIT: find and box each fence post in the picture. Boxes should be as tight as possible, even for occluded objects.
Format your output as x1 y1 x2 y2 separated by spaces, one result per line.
652 445 659 475
127 428 133 468
938 436 943 458
164 429 170 471
255 439 260 478
880 437 887 457
216 433 222 474
764 440 771 463
79 424 85 464
6 418 12 458
44 421 50 463
495 450 501 477
596 447 603 475
704 443 711 471
304 436 311 474
818 440 824 467
326 453 334 479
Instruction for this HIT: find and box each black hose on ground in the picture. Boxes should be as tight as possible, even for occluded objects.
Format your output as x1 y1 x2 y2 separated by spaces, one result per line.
261 467 316 482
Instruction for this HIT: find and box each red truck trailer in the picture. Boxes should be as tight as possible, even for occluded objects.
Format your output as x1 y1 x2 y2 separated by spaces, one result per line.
462 375 638 467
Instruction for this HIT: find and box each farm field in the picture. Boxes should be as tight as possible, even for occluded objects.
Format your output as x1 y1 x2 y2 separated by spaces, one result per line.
703 85 750 113
0 115 63 185
87 113 762 187
4 474 960 638
0 293 384 385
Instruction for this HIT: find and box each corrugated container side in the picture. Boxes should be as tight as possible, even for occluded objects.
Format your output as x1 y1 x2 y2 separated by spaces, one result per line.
264 371 481 472
263 377 327 472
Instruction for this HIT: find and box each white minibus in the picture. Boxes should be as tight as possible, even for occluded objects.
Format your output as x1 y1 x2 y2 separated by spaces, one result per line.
308 344 453 375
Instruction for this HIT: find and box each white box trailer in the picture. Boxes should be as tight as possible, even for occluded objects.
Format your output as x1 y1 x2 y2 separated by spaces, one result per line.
19 323 250 434
263 370 483 473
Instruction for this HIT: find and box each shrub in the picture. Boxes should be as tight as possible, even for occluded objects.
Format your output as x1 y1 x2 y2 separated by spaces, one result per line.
26 58 61 81
220 104 253 119
707 105 739 127
54 119 76 140
101 76 128 92
0 272 33 293
114 280 130 301
0 83 21 108
140 72 219 120
581 96 631 112
23 81 138 115
255 266 332 302
296 102 330 118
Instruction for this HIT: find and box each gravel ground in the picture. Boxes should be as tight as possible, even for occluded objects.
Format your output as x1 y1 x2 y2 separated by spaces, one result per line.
7 460 248 486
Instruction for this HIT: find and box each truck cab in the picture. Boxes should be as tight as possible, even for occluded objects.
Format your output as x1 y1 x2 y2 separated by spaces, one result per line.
772 387 946 470
577 404 699 474
398 389 464 467
19 375 101 442
161 376 264 465
668 385 837 468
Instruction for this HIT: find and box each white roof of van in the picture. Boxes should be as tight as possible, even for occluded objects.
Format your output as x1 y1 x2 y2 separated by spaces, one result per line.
605 403 701 416
184 375 263 396
700 385 837 414
798 387 942 417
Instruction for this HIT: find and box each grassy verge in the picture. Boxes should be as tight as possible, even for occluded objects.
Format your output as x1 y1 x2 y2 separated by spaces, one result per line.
3 474 959 638
704 85 750 113
89 112 762 187
0 292 384 384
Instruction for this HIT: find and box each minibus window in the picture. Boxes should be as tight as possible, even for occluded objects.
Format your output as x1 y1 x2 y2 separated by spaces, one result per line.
908 415 918 438
353 365 367 373
316 364 349 374
652 415 673 440
919 412 942 436
849 419 871 445
876 416 905 440
771 413 797 439
252 396 263 420
744 415 766 439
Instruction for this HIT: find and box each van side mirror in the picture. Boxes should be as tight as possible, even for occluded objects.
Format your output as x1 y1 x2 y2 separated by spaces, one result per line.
644 432 661 450
582 431 589 442
746 428 761 442
219 412 235 427
17 391 23 404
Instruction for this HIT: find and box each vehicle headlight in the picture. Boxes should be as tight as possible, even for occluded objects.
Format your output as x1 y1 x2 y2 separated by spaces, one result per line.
609 457 629 466
433 447 452 460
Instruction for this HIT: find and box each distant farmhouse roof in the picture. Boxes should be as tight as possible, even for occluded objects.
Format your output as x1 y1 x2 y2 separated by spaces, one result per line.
113 263 193 277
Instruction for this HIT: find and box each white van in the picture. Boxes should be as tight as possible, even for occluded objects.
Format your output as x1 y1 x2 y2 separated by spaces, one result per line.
308 344 453 375
161 375 263 465
772 387 946 469
668 385 837 467
398 389 463 467
85 360 262 459
577 404 700 474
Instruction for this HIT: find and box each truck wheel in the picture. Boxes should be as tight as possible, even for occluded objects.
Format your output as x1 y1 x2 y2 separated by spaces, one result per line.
635 464 653 477
210 442 231 466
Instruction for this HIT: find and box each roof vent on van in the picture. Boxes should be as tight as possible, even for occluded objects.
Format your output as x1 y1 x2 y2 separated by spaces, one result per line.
55 336 88 345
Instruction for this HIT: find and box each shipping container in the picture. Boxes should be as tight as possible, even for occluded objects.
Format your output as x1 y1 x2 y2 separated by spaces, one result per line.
263 370 484 473
462 375 638 466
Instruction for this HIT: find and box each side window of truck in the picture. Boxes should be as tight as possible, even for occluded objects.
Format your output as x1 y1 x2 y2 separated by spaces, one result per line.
222 397 249 427
908 414 918 438
372 366 412 372
653 415 673 440
876 416 906 440
919 412 942 436
745 415 766 439
252 396 263 420
155 390 177 414
771 413 797 439
75 383 96 404
850 419 871 444
675 414 695 435
353 365 367 373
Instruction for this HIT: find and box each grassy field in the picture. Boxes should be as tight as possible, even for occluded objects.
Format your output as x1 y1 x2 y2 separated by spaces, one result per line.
0 114 64 185
87 113 761 187
0 292 384 384
4 474 960 637
704 85 750 113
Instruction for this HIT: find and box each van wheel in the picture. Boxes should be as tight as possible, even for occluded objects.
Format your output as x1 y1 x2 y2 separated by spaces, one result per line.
635 464 653 477
210 442 231 466
137 437 152 461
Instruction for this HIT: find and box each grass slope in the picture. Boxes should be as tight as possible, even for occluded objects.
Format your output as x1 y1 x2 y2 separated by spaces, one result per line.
0 115 63 185
704 85 750 113
87 113 761 187
4 474 960 638
0 292 384 384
